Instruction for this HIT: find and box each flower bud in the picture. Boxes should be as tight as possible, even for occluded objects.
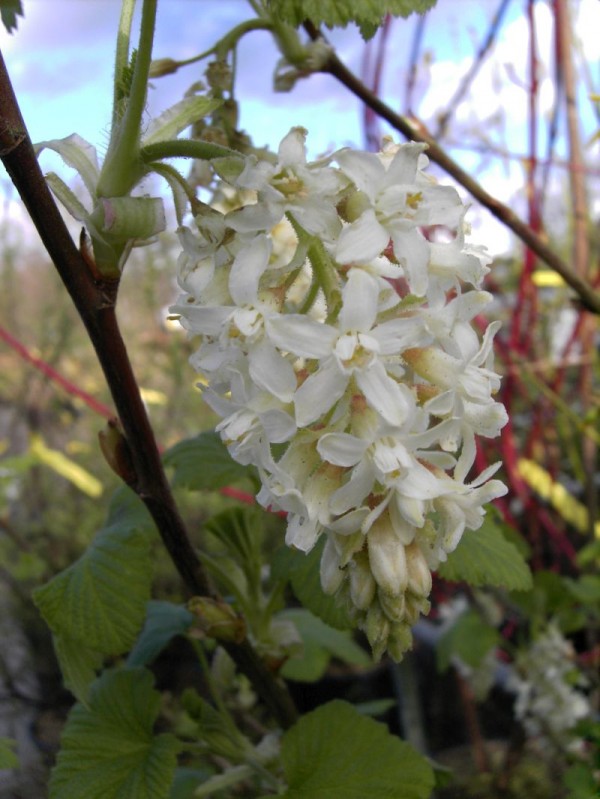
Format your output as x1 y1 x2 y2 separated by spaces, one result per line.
365 604 390 662
149 58 179 78
188 597 246 643
320 535 344 594
387 623 413 662
405 542 433 597
404 595 431 626
349 552 376 610
378 589 406 623
368 516 408 595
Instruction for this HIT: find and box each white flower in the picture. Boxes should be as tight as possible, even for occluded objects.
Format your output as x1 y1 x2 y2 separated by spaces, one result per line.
228 127 345 241
333 142 463 296
508 624 590 754
268 268 411 427
172 130 509 662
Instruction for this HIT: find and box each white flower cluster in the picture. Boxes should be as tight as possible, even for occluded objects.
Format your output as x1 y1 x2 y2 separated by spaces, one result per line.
172 128 508 660
509 624 590 753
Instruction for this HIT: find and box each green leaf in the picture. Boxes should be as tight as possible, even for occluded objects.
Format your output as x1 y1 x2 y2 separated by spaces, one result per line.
33 525 153 701
280 700 434 798
435 609 501 673
272 538 351 630
353 698 397 717
34 525 152 653
127 601 194 668
180 689 252 762
0 737 19 770
105 485 155 535
142 96 223 146
0 0 23 34
563 763 600 799
437 516 532 591
53 634 105 705
267 0 437 40
279 608 370 682
49 668 181 799
163 432 259 492
564 575 600 605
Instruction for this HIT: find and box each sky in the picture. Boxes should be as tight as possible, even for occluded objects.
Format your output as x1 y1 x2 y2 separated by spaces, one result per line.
0 0 599 257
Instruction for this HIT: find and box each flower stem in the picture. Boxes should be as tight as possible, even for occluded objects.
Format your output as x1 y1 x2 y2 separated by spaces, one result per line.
140 139 240 163
112 0 136 129
98 0 158 197
286 213 340 315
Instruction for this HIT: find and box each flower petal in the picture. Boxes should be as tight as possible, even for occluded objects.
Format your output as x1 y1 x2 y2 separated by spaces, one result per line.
294 358 347 426
229 233 271 306
317 432 368 467
356 361 411 426
248 340 296 402
339 268 380 333
336 209 389 264
266 314 337 358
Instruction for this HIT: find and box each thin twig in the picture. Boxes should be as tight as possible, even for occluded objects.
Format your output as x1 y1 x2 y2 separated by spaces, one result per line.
435 0 512 138
0 50 297 729
303 22 600 314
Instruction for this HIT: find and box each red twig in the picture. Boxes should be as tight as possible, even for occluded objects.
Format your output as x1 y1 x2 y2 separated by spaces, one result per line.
0 324 114 420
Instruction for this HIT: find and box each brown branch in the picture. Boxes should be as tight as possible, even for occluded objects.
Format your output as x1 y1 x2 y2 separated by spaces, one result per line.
0 49 297 729
303 22 600 315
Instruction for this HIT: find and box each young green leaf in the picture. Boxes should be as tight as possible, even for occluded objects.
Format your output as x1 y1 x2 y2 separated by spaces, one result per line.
437 516 532 591
279 700 434 798
267 0 437 40
163 431 259 492
49 668 181 799
127 601 194 668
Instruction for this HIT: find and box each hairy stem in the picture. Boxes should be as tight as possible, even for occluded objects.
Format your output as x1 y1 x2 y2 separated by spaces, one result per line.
0 50 297 729
98 0 157 197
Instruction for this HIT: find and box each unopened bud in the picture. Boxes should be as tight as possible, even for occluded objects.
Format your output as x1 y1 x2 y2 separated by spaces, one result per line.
149 58 180 78
387 623 413 662
404 595 430 626
365 603 390 662
343 190 371 223
405 542 432 597
188 597 246 643
378 589 406 623
98 418 137 486
320 536 344 594
368 516 408 595
349 552 376 610
206 60 233 92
